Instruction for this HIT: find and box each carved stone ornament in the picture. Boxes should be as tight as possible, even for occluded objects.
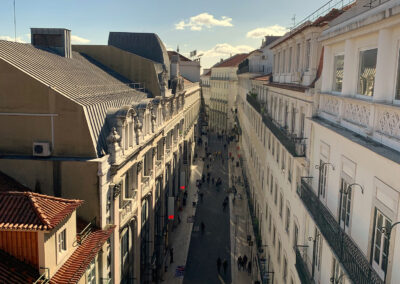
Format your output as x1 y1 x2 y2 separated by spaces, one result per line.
137 161 143 174
107 127 121 144
112 183 121 200
152 148 157 157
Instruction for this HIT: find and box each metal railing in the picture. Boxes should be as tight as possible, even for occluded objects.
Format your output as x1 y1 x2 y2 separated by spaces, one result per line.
295 248 314 284
77 218 96 245
290 0 355 32
297 180 384 284
246 94 306 157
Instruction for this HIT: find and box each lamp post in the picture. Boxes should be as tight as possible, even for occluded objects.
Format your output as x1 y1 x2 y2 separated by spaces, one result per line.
382 221 400 283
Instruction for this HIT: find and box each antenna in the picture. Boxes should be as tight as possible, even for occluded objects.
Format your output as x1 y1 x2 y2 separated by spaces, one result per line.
291 14 296 29
13 0 17 42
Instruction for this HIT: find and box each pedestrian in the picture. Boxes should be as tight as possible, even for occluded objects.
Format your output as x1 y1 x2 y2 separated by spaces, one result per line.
217 257 222 273
199 192 204 202
247 261 252 275
201 222 205 234
223 259 228 275
242 255 248 268
222 200 227 211
237 256 242 271
170 247 174 264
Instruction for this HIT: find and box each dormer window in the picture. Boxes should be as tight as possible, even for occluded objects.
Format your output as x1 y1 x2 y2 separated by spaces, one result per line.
58 228 67 254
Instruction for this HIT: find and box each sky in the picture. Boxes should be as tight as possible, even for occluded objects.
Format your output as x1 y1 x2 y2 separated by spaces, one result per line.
0 0 329 69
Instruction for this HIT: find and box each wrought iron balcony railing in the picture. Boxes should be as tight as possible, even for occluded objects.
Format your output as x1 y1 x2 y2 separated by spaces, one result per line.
297 180 384 284
246 94 306 157
295 247 314 284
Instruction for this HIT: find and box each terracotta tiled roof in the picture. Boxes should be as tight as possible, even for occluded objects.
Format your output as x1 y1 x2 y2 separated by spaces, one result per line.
204 70 211 76
0 172 29 192
167 50 191 62
251 74 272 82
0 192 83 231
266 82 309 93
0 249 40 284
213 54 249 68
51 226 115 284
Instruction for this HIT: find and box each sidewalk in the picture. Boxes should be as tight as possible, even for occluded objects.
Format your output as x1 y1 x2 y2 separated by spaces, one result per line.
163 136 206 284
228 142 254 284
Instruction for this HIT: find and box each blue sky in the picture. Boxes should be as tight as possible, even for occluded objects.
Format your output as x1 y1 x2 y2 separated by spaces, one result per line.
0 0 328 69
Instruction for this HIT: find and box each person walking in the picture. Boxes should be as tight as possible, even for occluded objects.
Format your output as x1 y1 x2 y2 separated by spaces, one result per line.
247 261 252 275
199 192 204 202
237 256 242 271
242 255 248 268
223 259 228 275
201 222 205 234
170 247 174 264
217 257 222 274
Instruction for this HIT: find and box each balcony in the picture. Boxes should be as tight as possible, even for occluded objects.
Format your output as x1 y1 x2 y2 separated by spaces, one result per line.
120 199 135 225
155 160 163 177
319 93 400 152
297 180 384 284
246 94 306 157
295 248 314 284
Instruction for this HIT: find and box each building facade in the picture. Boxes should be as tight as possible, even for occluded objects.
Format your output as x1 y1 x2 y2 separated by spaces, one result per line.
0 29 201 283
224 1 400 283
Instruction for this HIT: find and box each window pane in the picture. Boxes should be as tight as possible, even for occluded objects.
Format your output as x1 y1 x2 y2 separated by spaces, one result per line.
358 49 377 96
396 49 400 100
333 55 344 92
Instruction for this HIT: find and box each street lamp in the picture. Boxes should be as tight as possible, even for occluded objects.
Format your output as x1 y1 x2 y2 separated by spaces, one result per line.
382 221 400 283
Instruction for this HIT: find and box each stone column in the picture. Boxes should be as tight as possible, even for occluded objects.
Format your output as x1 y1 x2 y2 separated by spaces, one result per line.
321 45 332 93
342 39 357 96
374 29 393 102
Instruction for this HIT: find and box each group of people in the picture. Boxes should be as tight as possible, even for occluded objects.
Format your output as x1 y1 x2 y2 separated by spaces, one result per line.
217 257 229 275
237 255 252 275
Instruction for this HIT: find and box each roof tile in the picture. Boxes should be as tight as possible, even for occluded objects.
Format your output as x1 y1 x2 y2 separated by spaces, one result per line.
0 191 83 231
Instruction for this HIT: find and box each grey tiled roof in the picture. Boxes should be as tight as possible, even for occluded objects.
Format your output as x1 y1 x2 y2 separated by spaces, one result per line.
0 40 148 156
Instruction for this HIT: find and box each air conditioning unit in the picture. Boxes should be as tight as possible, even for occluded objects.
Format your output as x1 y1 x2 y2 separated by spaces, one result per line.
33 142 51 157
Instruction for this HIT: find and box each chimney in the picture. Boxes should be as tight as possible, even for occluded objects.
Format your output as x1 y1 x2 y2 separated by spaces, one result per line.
170 54 180 78
31 28 72 58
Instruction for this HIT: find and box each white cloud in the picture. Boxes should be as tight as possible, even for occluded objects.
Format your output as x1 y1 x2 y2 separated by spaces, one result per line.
199 43 255 69
71 35 90 44
201 43 254 57
0 35 25 43
175 13 233 31
246 25 288 39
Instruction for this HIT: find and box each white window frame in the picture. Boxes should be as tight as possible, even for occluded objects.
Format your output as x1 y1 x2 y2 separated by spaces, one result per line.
57 228 67 260
355 46 378 99
332 53 345 94
86 259 96 284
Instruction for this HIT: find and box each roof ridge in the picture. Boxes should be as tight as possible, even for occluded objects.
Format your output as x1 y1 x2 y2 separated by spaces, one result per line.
26 192 52 229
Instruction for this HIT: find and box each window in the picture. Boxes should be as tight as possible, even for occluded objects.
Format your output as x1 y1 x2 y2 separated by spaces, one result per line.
339 178 352 231
58 229 67 254
270 175 274 194
276 144 280 163
333 55 344 92
273 224 276 246
288 157 292 183
272 138 275 156
293 223 299 248
314 229 322 272
296 43 301 71
284 104 289 128
318 160 327 199
283 50 286 73
395 49 400 100
281 149 286 171
279 193 283 218
291 107 296 133
87 259 96 284
283 256 288 283
278 52 281 73
372 208 391 277
288 47 292 73
274 184 278 205
331 258 343 284
300 112 305 138
285 206 291 233
268 213 272 233
357 48 377 96
277 239 281 262
305 40 311 71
